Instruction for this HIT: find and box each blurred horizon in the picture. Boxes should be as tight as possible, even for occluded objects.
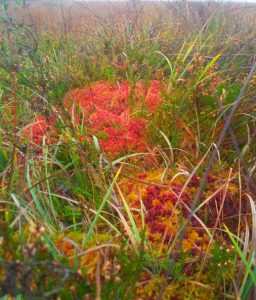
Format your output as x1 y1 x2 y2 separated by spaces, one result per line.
28 0 256 3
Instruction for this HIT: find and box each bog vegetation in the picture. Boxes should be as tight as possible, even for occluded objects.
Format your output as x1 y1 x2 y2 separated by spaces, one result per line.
0 0 256 299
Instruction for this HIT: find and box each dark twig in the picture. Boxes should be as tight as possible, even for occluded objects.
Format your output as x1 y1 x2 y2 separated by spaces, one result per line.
214 91 256 193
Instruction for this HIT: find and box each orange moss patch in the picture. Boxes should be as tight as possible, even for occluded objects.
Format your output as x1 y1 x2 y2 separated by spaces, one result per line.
54 233 118 281
118 168 242 254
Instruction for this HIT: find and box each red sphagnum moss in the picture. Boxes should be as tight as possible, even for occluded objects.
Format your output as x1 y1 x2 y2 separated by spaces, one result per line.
21 115 54 145
21 81 163 156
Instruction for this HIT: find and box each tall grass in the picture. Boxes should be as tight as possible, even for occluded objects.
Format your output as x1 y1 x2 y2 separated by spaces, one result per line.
1 0 256 299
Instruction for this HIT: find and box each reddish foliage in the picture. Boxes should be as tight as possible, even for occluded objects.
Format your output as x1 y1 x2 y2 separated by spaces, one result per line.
22 115 53 145
64 80 162 156
120 169 243 250
131 182 191 243
22 81 162 156
64 81 161 115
